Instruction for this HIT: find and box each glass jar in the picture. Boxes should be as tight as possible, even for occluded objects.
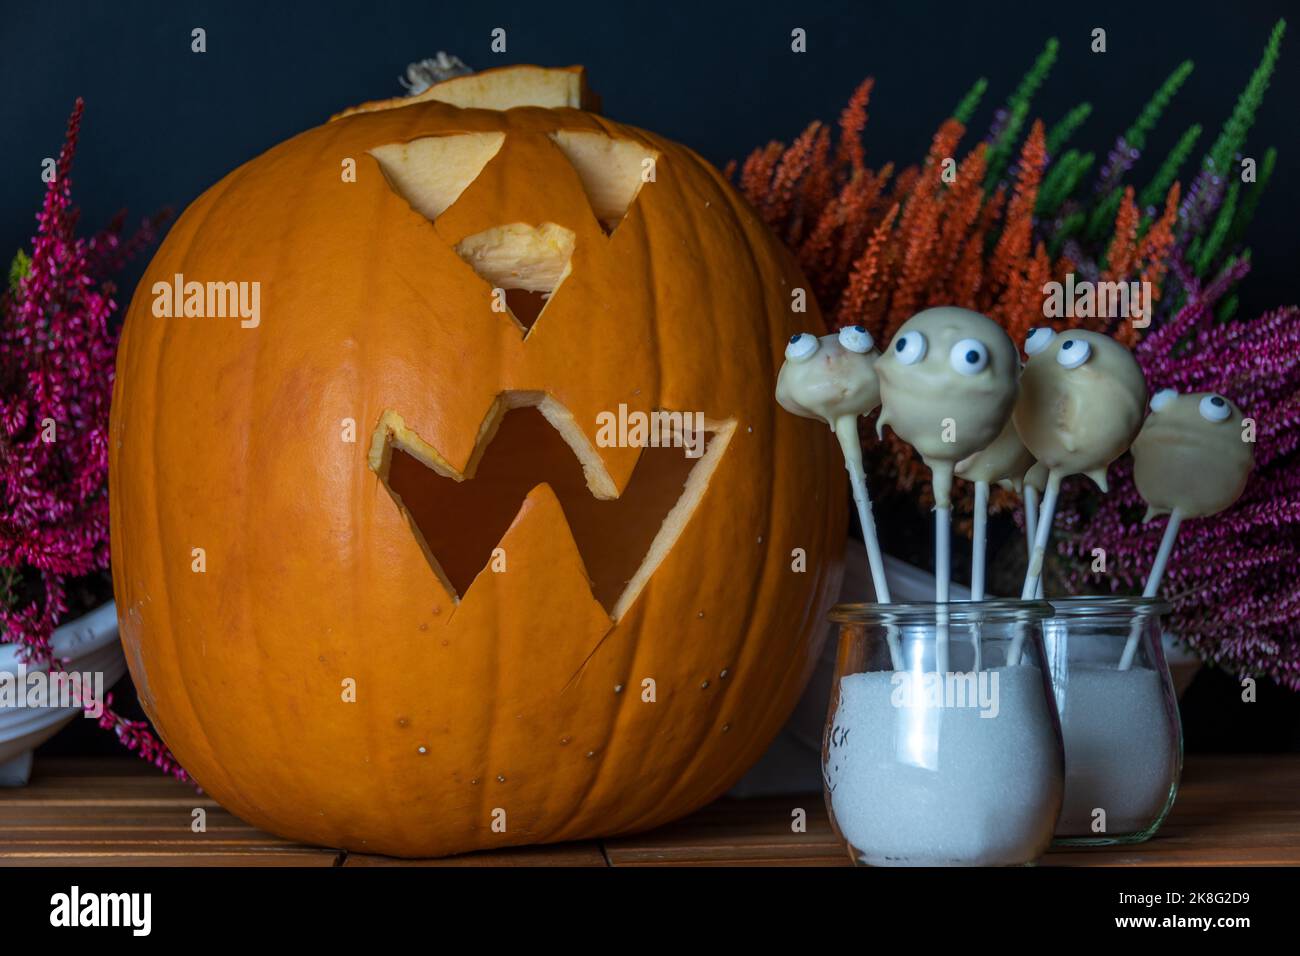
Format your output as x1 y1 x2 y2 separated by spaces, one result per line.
823 600 1063 866
1043 596 1182 845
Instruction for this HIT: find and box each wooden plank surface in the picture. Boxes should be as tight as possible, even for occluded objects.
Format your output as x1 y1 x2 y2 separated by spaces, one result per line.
1 755 1295 866
1043 755 1300 867
603 795 850 866
0 758 338 867
345 843 608 867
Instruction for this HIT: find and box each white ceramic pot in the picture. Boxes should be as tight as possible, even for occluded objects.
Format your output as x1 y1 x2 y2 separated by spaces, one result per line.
0 601 125 786
731 541 1202 797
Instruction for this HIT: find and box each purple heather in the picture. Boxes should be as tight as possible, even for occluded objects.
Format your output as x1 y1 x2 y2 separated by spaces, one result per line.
1063 254 1300 689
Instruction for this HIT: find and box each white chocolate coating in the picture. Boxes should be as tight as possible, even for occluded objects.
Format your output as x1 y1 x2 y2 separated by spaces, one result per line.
776 329 895 608
1012 330 1146 492
776 333 881 429
956 416 1036 492
876 307 1019 507
1132 391 1253 520
1023 461 1048 493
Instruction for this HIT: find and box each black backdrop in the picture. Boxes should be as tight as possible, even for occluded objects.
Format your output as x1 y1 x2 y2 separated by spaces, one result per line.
4 0 1297 756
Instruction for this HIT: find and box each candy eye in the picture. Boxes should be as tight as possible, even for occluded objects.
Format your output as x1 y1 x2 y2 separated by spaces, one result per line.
838 325 875 354
893 331 927 365
1199 394 1231 422
1150 388 1178 412
1025 327 1055 355
949 338 989 375
785 332 819 362
1056 337 1092 369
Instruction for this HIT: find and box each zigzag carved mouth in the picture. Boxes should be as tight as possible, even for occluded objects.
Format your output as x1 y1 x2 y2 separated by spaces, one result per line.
369 394 733 620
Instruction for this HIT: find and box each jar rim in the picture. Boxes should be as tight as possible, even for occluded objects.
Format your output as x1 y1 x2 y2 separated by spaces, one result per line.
829 598 1055 625
1047 594 1171 617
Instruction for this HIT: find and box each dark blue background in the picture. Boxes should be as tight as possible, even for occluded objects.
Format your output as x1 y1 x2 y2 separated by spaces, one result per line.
2 0 1296 315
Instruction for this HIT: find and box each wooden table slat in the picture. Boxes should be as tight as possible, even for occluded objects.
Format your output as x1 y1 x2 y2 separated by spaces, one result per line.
1 755 1296 866
343 843 608 867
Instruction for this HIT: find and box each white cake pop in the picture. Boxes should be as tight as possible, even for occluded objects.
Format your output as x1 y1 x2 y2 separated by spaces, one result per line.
777 328 881 430
776 326 895 612
1013 328 1147 492
1117 389 1255 671
876 307 1020 509
1023 460 1048 494
1132 389 1254 521
877 307 1019 671
957 416 1035 492
1012 328 1147 601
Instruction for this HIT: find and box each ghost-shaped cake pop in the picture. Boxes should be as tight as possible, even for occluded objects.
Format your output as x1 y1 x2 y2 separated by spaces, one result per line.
776 325 896 611
956 416 1035 492
1012 327 1147 491
1132 389 1253 521
776 326 881 433
876 307 1019 508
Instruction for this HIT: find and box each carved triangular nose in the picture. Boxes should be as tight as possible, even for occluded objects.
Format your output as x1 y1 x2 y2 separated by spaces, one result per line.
453 223 576 334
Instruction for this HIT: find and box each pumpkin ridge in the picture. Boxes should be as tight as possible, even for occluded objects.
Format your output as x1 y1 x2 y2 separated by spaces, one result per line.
693 170 844 805
128 165 256 804
630 177 775 822
639 170 832 822
539 175 678 836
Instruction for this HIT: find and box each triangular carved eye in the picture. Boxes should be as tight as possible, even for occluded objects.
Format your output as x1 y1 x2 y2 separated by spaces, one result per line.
549 131 658 233
453 223 576 334
370 132 505 221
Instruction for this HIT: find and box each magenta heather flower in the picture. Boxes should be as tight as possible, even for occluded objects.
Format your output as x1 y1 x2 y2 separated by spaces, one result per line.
96 694 192 783
1062 255 1300 689
1 100 186 781
1 101 110 660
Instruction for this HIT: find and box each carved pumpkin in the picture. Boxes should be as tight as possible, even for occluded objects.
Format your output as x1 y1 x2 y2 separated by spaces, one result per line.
110 65 844 857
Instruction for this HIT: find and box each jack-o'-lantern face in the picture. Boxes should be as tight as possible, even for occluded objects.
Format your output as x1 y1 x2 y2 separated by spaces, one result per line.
361 117 727 620
110 66 845 857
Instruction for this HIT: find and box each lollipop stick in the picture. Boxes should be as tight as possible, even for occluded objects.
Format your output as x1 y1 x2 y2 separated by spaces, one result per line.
1023 485 1044 599
1010 472 1061 665
833 417 902 670
1118 508 1182 670
1023 485 1039 572
834 418 891 604
971 480 989 601
1020 471 1061 600
970 480 990 672
935 504 951 675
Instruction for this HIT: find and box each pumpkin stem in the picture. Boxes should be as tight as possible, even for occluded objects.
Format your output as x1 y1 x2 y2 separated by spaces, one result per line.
333 65 598 121
398 53 473 96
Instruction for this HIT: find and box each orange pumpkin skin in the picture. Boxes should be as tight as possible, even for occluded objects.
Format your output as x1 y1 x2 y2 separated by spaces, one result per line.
110 74 845 857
